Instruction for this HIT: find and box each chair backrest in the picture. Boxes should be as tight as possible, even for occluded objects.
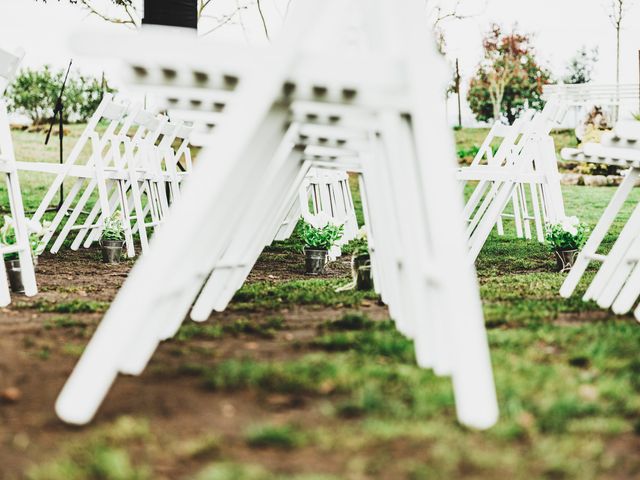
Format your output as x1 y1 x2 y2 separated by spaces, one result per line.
0 47 24 96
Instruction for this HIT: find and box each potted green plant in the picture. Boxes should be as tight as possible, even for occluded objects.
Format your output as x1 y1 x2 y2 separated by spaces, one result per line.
0 216 49 293
302 220 344 275
352 227 373 290
101 212 125 263
545 216 589 273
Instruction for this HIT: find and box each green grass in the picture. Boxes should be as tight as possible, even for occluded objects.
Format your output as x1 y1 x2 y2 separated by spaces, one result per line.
245 424 305 450
231 279 379 310
175 316 286 341
17 299 110 313
26 416 152 480
15 127 640 479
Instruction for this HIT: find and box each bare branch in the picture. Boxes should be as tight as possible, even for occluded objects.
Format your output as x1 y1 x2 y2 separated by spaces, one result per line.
256 0 270 41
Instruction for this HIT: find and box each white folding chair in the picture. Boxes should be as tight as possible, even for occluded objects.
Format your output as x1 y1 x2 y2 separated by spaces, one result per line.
561 121 640 321
56 0 498 431
459 103 567 262
0 46 37 305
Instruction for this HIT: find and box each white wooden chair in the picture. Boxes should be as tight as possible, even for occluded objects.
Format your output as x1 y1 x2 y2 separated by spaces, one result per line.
57 0 498 431
18 97 193 257
560 121 640 321
459 103 567 262
0 46 37 305
18 95 132 252
275 167 359 259
460 112 533 239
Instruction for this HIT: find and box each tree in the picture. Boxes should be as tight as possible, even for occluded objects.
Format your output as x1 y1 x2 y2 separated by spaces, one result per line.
607 0 634 85
6 66 116 125
36 0 272 38
467 25 551 124
563 46 599 84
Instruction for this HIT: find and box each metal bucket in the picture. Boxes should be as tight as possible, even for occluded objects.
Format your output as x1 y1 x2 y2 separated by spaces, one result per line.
5 259 24 294
354 254 373 290
101 240 124 263
555 249 578 273
305 248 328 275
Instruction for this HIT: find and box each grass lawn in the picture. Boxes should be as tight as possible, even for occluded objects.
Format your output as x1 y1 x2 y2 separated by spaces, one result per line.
0 127 638 480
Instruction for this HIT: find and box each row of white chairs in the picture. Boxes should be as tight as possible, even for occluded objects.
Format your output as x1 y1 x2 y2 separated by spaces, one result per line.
458 102 567 262
55 0 498 430
18 94 194 259
274 167 360 259
561 121 640 320
0 46 37 305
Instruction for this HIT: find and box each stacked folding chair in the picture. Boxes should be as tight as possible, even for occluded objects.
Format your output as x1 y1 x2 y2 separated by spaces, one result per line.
560 121 640 320
0 46 37 304
124 55 359 259
274 167 359 257
458 102 567 262
17 95 193 258
56 0 498 430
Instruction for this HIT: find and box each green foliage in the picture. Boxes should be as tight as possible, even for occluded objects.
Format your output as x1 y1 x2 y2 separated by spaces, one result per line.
245 424 305 450
175 316 285 341
102 211 125 241
322 313 376 331
545 218 589 251
563 46 599 85
0 215 18 260
21 299 110 314
27 416 151 480
0 215 50 260
301 221 344 251
231 279 379 310
468 25 551 124
456 145 481 162
6 66 116 125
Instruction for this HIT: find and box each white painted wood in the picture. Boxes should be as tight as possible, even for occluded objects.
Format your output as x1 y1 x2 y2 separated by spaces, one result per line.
55 0 498 430
0 47 37 304
560 121 640 323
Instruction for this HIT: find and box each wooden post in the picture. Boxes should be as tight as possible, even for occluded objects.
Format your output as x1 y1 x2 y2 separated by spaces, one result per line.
456 58 462 128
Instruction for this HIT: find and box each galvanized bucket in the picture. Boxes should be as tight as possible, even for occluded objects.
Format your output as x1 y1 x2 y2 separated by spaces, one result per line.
354 254 373 290
101 240 124 263
305 248 328 275
554 249 578 273
5 259 24 293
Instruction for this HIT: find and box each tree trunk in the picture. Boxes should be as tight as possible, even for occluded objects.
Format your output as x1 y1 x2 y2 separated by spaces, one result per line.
615 25 621 121
143 0 197 29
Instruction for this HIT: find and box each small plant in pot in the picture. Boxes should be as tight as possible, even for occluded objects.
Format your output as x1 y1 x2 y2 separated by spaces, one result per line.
351 227 373 290
545 216 589 273
336 227 374 292
302 219 344 275
0 216 49 293
101 212 125 263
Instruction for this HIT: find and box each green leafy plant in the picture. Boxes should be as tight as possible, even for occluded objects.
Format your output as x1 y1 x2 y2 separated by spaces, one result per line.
101 212 125 242
301 220 344 251
467 25 551 124
6 66 116 125
545 217 589 251
0 216 50 260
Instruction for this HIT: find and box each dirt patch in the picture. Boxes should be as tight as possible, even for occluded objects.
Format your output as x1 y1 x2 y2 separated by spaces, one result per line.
248 251 352 282
554 310 615 326
0 247 387 479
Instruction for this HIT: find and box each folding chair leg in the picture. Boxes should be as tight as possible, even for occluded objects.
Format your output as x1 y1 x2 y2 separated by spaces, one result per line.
560 168 639 298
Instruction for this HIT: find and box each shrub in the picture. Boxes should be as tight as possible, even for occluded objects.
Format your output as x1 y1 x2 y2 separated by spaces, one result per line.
302 221 344 251
545 217 589 251
6 66 116 125
101 212 125 241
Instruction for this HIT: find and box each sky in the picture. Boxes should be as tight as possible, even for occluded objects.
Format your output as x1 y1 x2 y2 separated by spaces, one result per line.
1 0 640 123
